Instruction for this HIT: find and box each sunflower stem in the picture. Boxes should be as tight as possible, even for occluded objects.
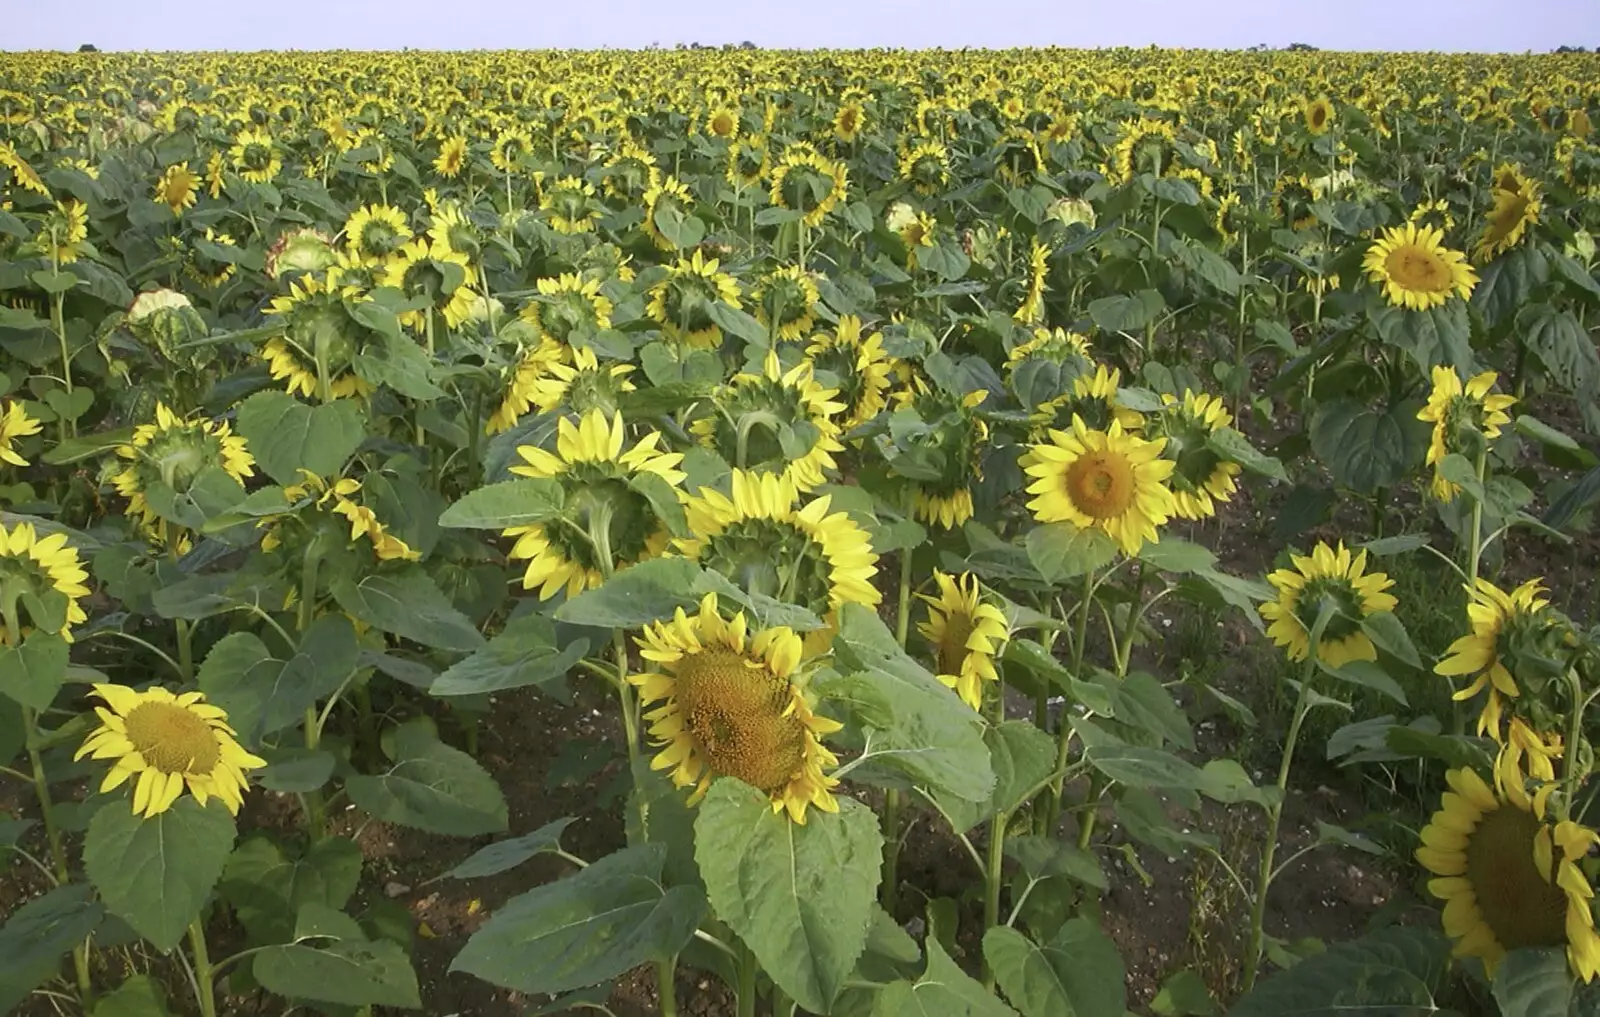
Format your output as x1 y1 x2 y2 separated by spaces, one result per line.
1241 658 1316 992
882 503 918 910
174 617 194 684
1564 668 1586 818
22 703 92 1003
980 807 1009 992
1046 569 1096 833
657 957 679 1017
1465 445 1488 593
735 940 759 1017
188 918 218 1017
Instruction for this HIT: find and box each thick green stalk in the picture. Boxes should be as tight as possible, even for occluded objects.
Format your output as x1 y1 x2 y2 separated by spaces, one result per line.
882 531 917 908
1046 570 1095 831
189 919 218 1017
980 809 1009 991
1465 446 1488 592
736 942 758 1017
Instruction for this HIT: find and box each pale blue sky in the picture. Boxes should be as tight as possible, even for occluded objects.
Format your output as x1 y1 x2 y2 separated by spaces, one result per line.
3 0 1593 52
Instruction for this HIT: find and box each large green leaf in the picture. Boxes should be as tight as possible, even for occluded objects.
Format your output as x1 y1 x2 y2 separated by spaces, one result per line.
1309 398 1427 493
235 391 366 486
1088 290 1164 334
1025 523 1119 583
451 843 705 995
220 835 364 945
825 604 994 802
330 565 485 651
872 937 1018 1017
984 920 1126 1017
1370 301 1473 371
197 616 360 744
934 721 1057 833
0 630 68 710
696 781 882 1014
0 884 104 1008
553 556 705 628
83 797 237 952
1520 305 1600 392
431 613 586 699
345 719 508 836
440 817 576 880
438 478 565 529
253 904 420 1008
1229 926 1452 1017
1493 948 1571 1017
90 975 174 1017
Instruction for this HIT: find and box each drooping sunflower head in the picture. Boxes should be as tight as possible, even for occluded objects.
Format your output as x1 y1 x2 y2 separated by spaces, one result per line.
1259 542 1398 667
0 399 43 468
504 410 685 600
900 388 990 531
427 202 482 261
261 270 371 400
1417 761 1600 981
1408 198 1457 235
805 314 894 432
343 203 412 266
381 238 476 331
1025 416 1176 556
154 162 200 214
726 136 769 189
1437 577 1570 738
0 521 90 644
1272 173 1318 230
642 174 694 250
1112 117 1176 183
896 138 949 196
185 228 239 289
1007 327 1093 375
1363 222 1478 311
917 571 1010 711
490 127 534 174
1304 96 1334 135
111 402 256 541
540 176 600 235
691 350 845 493
833 102 866 143
606 141 659 199
677 469 881 630
521 272 614 345
497 341 636 431
751 265 821 342
34 199 88 265
1028 362 1142 439
1475 167 1542 263
262 471 419 563
769 150 847 228
76 684 266 819
630 592 842 824
1143 390 1242 521
1416 367 1517 502
434 135 468 179
646 250 742 349
1013 239 1050 325
228 127 280 183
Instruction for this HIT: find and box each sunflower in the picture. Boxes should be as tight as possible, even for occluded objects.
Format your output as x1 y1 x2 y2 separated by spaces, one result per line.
1416 761 1600 981
1417 366 1516 503
751 266 820 342
898 139 949 196
204 151 225 199
0 521 90 644
1143 390 1242 521
804 315 894 432
228 127 280 184
691 350 845 493
37 200 88 265
769 150 847 228
630 592 841 824
490 128 534 174
343 203 412 266
434 135 468 179
705 106 740 141
676 470 881 641
726 137 769 189
504 410 685 600
1013 239 1049 325
75 685 265 819
486 340 566 434
0 142 49 197
1272 174 1318 230
185 228 239 289
1304 96 1335 135
0 400 43 467
1025 417 1174 556
519 272 614 343
1260 542 1398 667
426 201 480 261
270 472 419 562
112 403 256 543
1214 192 1246 246
1409 199 1457 235
382 238 476 331
1112 117 1176 183
262 269 371 400
642 174 694 250
1475 166 1541 262
1007 327 1093 374
606 141 660 200
1027 363 1143 439
154 163 200 214
897 387 989 531
1363 223 1478 311
918 571 1009 711
491 341 636 433
833 102 866 144
1436 577 1563 739
645 250 743 349
540 176 600 234
892 207 938 269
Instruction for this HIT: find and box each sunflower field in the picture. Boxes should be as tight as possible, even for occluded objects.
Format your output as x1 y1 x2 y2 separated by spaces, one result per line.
1 44 1600 1017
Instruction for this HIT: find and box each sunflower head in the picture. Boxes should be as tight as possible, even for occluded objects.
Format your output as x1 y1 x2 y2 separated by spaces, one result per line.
726 137 769 189
646 251 742 349
752 266 821 342
1417 760 1600 981
382 238 475 330
111 403 255 541
833 102 865 143
261 270 371 400
770 150 847 228
630 592 841 824
1143 390 1241 521
1027 362 1141 438
264 228 337 282
1363 222 1478 311
895 387 991 531
805 315 894 432
1417 367 1517 502
0 521 90 644
343 203 412 266
504 410 685 600
540 176 600 234
228 127 280 183
1437 577 1571 737
642 174 694 250
1475 168 1542 263
434 135 468 179
917 571 1009 711
0 400 43 468
692 351 846 493
1259 542 1398 667
75 684 266 819
1304 96 1334 135
154 162 200 214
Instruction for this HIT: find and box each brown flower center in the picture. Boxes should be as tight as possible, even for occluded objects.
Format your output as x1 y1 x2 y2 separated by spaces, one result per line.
124 701 220 775
672 648 805 794
1065 449 1136 519
1465 806 1568 952
937 612 976 676
1385 244 1453 292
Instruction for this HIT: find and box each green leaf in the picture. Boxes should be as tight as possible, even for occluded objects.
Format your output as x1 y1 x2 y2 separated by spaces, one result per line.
1491 948 1572 1017
253 911 421 1009
345 719 508 836
30 269 81 295
1229 926 1451 1017
353 328 446 400
235 391 366 486
431 613 586 699
1025 523 1118 583
1081 736 1206 792
706 300 769 345
200 616 359 744
1137 536 1217 574
1173 238 1242 296
933 721 1056 833
1520 305 1600 391
696 781 882 1014
84 797 236 953
652 204 706 249
1309 398 1426 494
90 975 174 1017
256 747 336 793
984 920 1126 1017
441 817 576 880
1194 759 1280 808
330 566 484 651
451 843 705 995
1358 534 1432 556
1088 290 1164 334
1316 658 1408 706
1006 835 1107 891
0 631 68 711
0 884 104 1008
553 556 705 628
872 937 1018 1017
1151 969 1219 1016
438 478 565 529
1360 611 1421 668
1206 427 1287 482
1370 301 1473 372
220 836 364 945
1315 821 1383 856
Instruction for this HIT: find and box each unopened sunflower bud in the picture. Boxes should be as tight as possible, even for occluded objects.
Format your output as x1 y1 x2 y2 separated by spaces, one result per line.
1047 196 1097 228
264 228 337 281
